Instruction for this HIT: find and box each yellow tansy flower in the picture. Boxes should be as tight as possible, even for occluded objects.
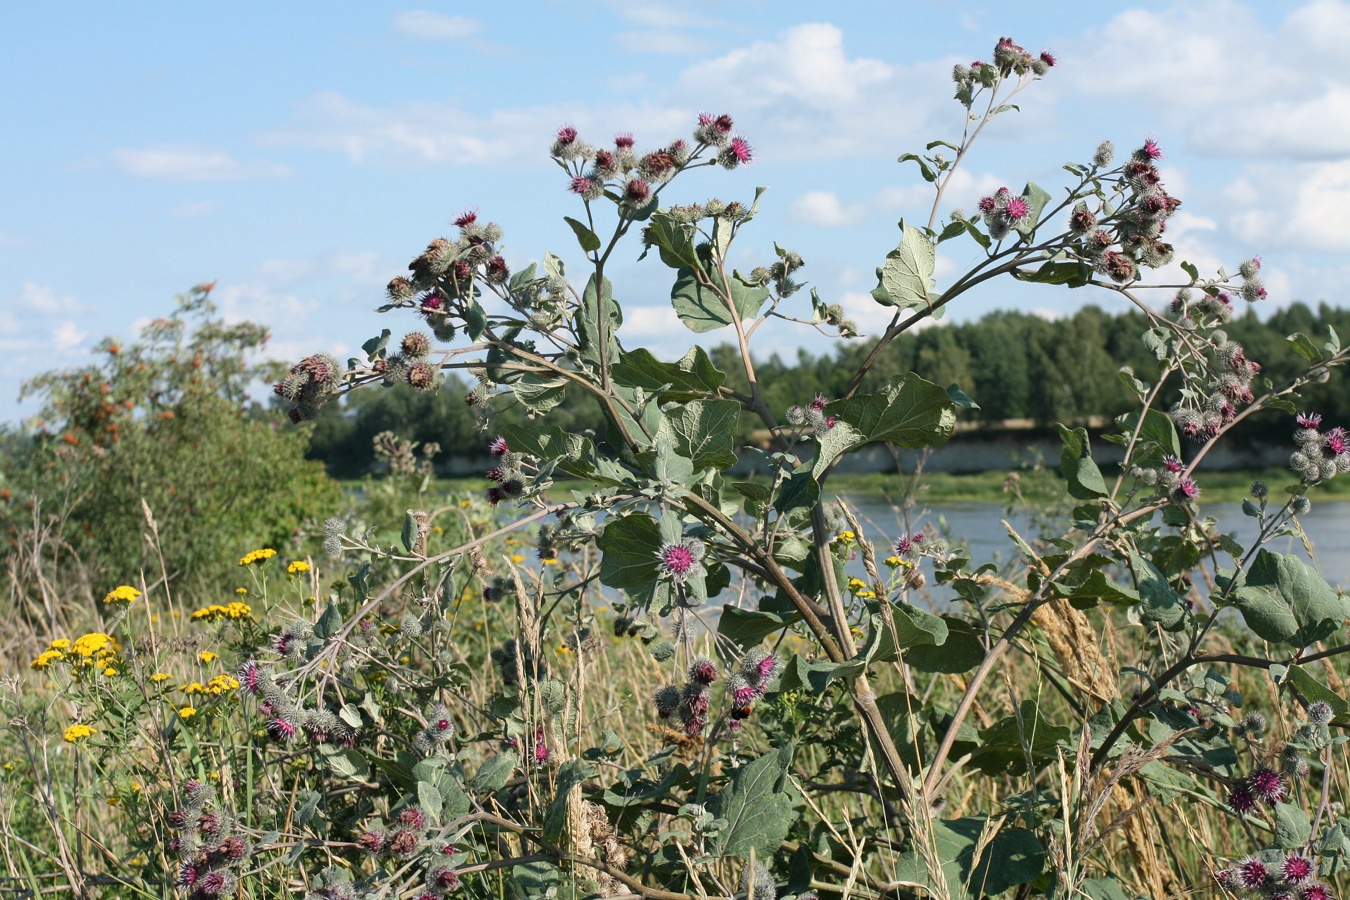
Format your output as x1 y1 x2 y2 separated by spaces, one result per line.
238 548 276 566
235 587 248 595
151 672 172 683
510 554 526 563
847 578 867 593
199 651 219 664
884 556 911 569
178 707 196 720
49 639 71 650
102 667 118 676
543 558 561 566
63 724 96 743
71 633 116 658
836 531 856 544
286 560 310 575
207 675 239 694
31 650 63 670
102 585 142 605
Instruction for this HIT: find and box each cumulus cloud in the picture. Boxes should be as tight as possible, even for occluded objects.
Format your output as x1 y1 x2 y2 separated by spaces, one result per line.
790 190 865 227
51 321 86 350
391 10 482 40
1078 0 1350 161
620 304 683 338
113 146 290 181
17 282 79 314
1227 160 1350 253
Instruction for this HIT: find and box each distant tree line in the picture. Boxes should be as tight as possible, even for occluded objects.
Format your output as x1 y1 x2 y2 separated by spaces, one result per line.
305 302 1350 476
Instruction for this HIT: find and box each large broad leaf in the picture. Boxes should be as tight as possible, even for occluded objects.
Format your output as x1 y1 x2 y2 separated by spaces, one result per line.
670 266 769 333
904 617 985 673
509 374 567 414
1284 666 1350 723
597 513 661 597
871 220 937 310
717 606 800 649
708 743 798 859
1222 550 1350 647
1130 553 1187 631
967 700 1071 776
814 375 957 477
499 425 596 480
611 346 725 400
656 399 740 471
471 754 517 794
1117 408 1181 470
577 274 622 369
644 210 701 270
1275 802 1312 850
1059 425 1107 499
895 817 1045 899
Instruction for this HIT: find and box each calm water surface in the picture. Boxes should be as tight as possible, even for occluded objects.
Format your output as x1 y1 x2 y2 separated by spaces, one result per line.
842 498 1350 593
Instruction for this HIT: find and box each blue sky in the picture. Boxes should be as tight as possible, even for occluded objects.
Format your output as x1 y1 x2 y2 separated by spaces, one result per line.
3 1 1349 423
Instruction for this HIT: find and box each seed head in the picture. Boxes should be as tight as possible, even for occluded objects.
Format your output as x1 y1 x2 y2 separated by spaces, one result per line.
1308 700 1334 725
689 656 719 685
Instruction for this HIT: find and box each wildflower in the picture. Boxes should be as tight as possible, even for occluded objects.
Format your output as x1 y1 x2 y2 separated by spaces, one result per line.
102 585 141 605
1005 197 1030 221
238 548 276 566
653 685 682 719
71 633 116 659
658 539 704 583
1162 454 1183 473
836 530 856 544
689 657 719 685
49 638 70 650
286 560 311 576
1303 884 1332 900
1308 700 1334 725
893 532 924 557
103 667 117 676
1140 139 1163 160
179 707 197 720
63 724 96 743
719 136 753 169
1039 50 1057 67
1250 767 1285 803
267 718 298 743
30 650 63 670
199 651 219 664
884 555 911 569
1282 853 1314 884
151 672 172 683
1236 857 1269 890
623 178 651 204
1173 478 1201 501
1226 785 1257 817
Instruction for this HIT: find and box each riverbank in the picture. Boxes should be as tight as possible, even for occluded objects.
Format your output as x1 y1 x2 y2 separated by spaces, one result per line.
342 466 1350 506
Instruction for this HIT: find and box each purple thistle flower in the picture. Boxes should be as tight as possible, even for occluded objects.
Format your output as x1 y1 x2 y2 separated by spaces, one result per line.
1005 197 1030 221
1281 853 1314 884
1303 884 1331 900
569 175 599 196
757 653 780 681
658 542 696 582
1175 478 1201 501
489 436 509 456
433 868 460 891
977 195 996 214
624 178 651 204
555 126 577 146
615 132 635 149
1039 50 1056 67
1297 412 1323 430
1236 857 1270 890
389 828 419 857
238 660 261 695
267 718 297 743
1227 785 1257 817
399 806 428 831
734 685 758 707
1162 454 1184 473
178 864 200 888
1142 138 1163 159
1309 700 1334 725
1250 767 1285 803
728 137 753 164
197 871 228 896
689 657 719 685
358 830 387 854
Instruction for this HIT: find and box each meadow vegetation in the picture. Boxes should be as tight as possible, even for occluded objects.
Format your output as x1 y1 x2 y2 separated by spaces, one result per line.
5 35 1350 900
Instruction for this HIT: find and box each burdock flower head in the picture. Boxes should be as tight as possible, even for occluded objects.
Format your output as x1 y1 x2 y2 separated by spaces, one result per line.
657 538 706 584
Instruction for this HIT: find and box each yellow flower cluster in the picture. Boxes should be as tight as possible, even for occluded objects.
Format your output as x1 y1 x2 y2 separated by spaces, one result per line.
238 548 276 566
884 556 914 569
286 560 310 575
836 531 856 544
72 633 118 659
30 650 63 670
102 585 142 605
182 675 239 696
199 651 219 663
847 578 867 592
151 672 172 683
178 707 197 720
63 724 96 743
191 602 252 622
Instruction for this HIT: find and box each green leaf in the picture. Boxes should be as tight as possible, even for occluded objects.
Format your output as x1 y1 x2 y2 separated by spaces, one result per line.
361 328 392 360
945 383 979 410
1130 553 1187 631
707 743 798 859
577 275 621 370
1012 182 1052 237
897 153 938 183
645 211 701 270
499 425 597 480
1017 259 1091 287
1082 877 1132 900
401 511 419 554
471 754 516 794
670 267 769 333
1118 408 1181 469
1288 332 1325 364
1059 425 1107 499
1284 666 1350 723
814 375 957 477
509 374 567 414
418 780 443 823
656 399 740 471
1180 261 1200 282
1222 549 1350 647
875 603 949 658
872 221 937 310
968 700 1071 776
894 818 1045 899
774 470 820 514
905 617 985 673
542 760 594 844
563 216 602 253
317 744 370 782
612 346 726 400
464 300 488 341
1275 801 1312 850
718 606 801 649
598 512 662 600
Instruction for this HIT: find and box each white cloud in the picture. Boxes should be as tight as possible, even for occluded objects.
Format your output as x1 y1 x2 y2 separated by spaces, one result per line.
1226 160 1350 253
113 146 290 181
391 10 482 41
837 290 939 339
51 321 86 350
789 190 865 227
620 304 683 338
1078 1 1350 161
17 281 78 314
